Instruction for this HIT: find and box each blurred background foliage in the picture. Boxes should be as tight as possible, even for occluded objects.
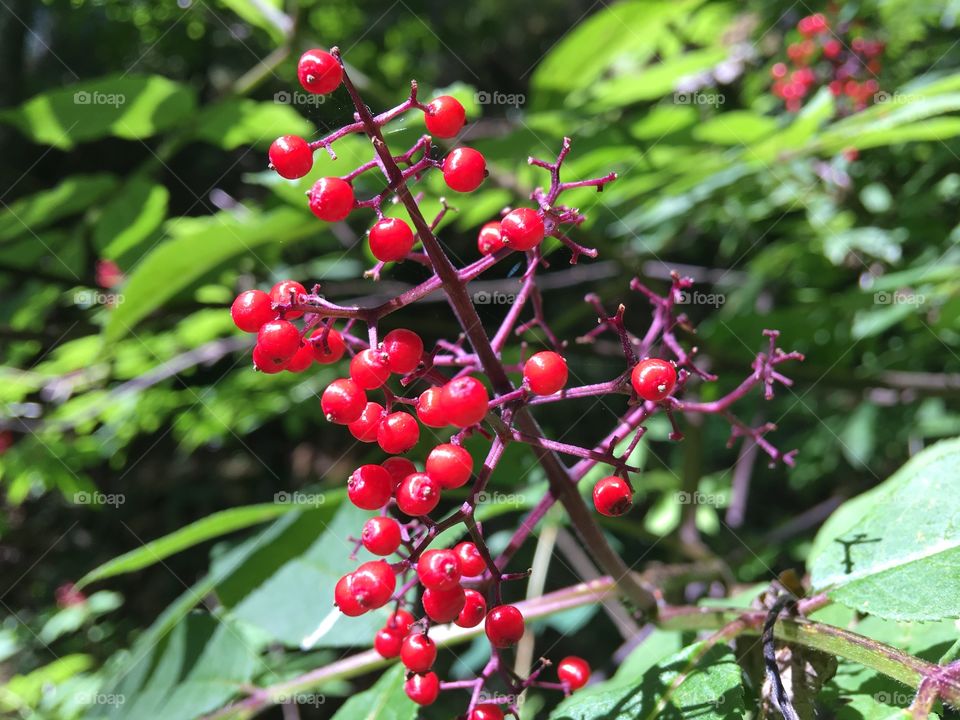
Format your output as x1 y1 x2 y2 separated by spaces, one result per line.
1 0 960 717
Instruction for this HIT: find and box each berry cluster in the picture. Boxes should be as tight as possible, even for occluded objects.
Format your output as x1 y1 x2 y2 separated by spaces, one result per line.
231 46 803 716
771 13 884 113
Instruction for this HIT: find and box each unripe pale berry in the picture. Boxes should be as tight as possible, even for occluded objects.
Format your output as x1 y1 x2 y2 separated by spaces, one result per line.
454 541 486 577
297 49 342 94
557 656 591 690
377 411 420 454
631 358 677 401
417 549 462 590
425 443 473 489
455 588 487 628
442 147 486 192
369 217 415 262
500 208 545 251
257 319 301 362
396 472 441 516
347 464 393 510
416 387 449 427
321 378 367 423
404 671 440 706
424 95 466 138
440 376 489 428
523 351 568 395
310 327 346 364
381 329 423 374
400 633 437 673
361 516 402 556
350 348 391 389
485 604 524 648
269 136 313 179
421 585 466 623
231 290 276 332
309 177 354 222
347 402 385 443
270 279 307 319
592 475 632 517
477 221 505 255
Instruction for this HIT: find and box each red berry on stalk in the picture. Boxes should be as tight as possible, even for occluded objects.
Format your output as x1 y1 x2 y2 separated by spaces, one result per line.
334 573 366 616
631 358 677 401
284 342 315 373
350 348 391 389
424 95 466 138
416 387 449 427
309 177 354 222
231 290 276 332
381 329 423 374
404 671 440 706
500 208 545 251
557 656 591 690
348 402 385 443
386 609 416 635
310 327 346 364
477 221 505 255
400 633 437 673
369 217 415 262
377 411 420 454
361 516 402 556
454 541 486 577
269 136 313 179
396 472 441 516
351 560 396 610
417 549 462 590
297 49 342 94
422 585 466 623
257 320 301 362
593 475 632 517
440 376 489 428
348 464 393 510
321 378 367 423
469 704 505 720
252 344 287 374
270 279 307 319
523 351 568 395
426 443 473 489
374 627 404 658
485 604 524 648
382 456 417 490
456 589 487 628
442 147 486 192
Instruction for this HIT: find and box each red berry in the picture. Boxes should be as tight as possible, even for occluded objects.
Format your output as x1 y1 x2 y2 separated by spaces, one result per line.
321 378 367 423
348 464 393 510
297 49 342 94
485 605 524 648
369 217 415 262
426 443 473 489
386 609 416 635
252 344 288 374
284 342 315 373
422 585 466 623
374 627 404 658
377 411 420 454
269 136 313 179
257 320 301 362
270 279 307 319
631 358 677 401
440 376 489 428
469 704 504 720
231 290 276 332
500 208 545 251
477 221 505 255
557 656 591 691
593 475 632 517
350 348 391 390
381 329 423 374
770 62 788 79
334 573 366 616
523 351 568 395
396 472 441 516
454 542 486 577
424 95 466 138
310 327 346 364
348 402 385 443
362 516 402 556
351 560 396 610
404 671 439 706
400 633 437 673
382 457 417 490
417 549 462 590
455 588 487 628
309 177 354 222
442 147 486 192
416 387 449 427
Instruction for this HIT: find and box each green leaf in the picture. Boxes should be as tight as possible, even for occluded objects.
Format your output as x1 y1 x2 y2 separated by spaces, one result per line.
0 75 195 149
330 665 416 720
810 437 960 620
0 174 117 242
692 111 779 145
219 0 290 42
93 177 169 260
193 98 313 150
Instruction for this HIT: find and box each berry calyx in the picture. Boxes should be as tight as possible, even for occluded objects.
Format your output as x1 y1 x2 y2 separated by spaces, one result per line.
469 704 505 720
297 49 342 94
426 443 473 489
334 573 366 616
417 549 462 590
369 217 415 262
424 95 466 138
231 290 276 332
252 345 288 374
361 516 402 556
347 464 393 510
396 472 441 516
404 671 440 706
592 475 632 517
377 411 420 454
256 319 301 363
422 585 466 623
557 656 591 691
477 221 505 255
381 456 417 490
442 147 486 193
455 588 487 628
440 376 489 428
500 208 545 251
484 604 525 648
284 342 315 373
321 378 367 424
310 327 346 364
268 136 313 179
381 329 423 374
351 560 396 610
454 541 486 577
348 402 385 443
631 358 677 402
374 627 404 658
400 633 437 673
309 177 354 222
416 387 449 427
269 279 307 319
523 351 568 396
350 348 391 389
